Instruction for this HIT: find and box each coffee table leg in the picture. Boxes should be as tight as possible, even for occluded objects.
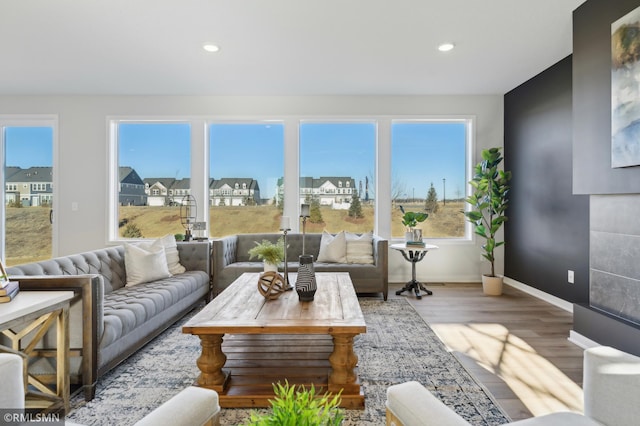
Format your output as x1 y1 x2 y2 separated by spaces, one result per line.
196 334 229 392
328 333 360 394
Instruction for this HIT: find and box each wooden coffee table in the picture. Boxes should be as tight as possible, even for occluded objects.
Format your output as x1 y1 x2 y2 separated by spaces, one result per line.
182 272 366 409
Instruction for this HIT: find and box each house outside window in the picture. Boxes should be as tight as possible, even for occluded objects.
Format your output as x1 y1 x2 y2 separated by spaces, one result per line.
112 121 191 238
107 116 471 243
299 122 376 233
209 122 283 234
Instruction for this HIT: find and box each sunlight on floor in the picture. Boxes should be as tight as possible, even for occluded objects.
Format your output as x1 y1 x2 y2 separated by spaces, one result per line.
431 323 583 417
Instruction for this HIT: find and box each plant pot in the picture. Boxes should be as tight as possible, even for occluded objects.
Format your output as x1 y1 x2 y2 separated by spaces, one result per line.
482 275 503 296
264 262 278 273
405 231 414 243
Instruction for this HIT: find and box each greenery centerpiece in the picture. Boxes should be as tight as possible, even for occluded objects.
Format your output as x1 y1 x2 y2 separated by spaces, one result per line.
463 147 511 294
399 205 428 242
248 238 286 271
245 381 343 426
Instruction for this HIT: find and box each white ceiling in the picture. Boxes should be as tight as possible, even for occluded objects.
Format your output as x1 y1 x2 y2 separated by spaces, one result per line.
0 0 586 96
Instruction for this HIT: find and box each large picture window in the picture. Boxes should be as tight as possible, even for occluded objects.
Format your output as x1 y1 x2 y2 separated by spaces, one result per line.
299 122 376 234
115 122 191 239
107 117 470 242
3 125 54 265
391 120 468 238
208 122 284 236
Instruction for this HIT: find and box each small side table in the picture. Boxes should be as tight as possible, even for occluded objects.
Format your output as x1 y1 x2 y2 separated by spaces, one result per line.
390 243 439 300
0 290 74 413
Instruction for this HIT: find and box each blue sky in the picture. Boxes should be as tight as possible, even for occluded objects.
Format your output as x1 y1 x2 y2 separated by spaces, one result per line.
210 123 284 199
5 127 53 167
392 122 467 201
120 123 191 179
6 122 467 201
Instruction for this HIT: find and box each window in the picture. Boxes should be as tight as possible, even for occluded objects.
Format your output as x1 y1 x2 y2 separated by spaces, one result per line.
107 116 469 242
114 122 191 239
209 122 284 235
299 122 376 233
2 124 55 265
391 120 469 238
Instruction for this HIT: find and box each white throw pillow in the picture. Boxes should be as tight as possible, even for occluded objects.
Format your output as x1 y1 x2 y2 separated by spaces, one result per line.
345 231 374 264
160 234 186 275
124 239 172 286
316 230 347 263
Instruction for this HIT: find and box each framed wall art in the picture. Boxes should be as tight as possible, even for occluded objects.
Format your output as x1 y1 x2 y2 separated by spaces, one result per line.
612 5 640 168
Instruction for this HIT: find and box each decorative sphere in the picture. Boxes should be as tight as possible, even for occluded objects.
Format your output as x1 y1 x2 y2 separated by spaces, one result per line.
258 272 286 300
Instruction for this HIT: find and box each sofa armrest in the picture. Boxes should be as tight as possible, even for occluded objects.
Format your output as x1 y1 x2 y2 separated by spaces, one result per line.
372 235 388 267
212 236 238 269
583 346 640 426
11 275 103 401
386 381 470 426
134 386 220 426
211 236 239 295
373 235 389 300
177 241 211 275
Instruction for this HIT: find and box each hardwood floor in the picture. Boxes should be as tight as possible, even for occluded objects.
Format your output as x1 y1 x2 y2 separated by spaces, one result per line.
383 282 585 422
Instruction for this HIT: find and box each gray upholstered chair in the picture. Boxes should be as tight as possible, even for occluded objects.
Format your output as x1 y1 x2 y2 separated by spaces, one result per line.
386 346 640 426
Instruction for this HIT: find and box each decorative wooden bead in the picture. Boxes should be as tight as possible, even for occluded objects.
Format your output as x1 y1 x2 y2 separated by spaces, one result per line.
257 271 286 300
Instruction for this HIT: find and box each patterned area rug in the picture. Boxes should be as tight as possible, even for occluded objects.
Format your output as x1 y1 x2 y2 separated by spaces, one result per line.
66 299 510 425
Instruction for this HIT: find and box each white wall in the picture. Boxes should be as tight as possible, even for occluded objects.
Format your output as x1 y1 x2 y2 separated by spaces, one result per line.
0 95 503 282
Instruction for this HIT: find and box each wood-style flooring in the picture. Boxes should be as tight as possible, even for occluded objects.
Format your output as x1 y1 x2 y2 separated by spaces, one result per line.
382 282 585 422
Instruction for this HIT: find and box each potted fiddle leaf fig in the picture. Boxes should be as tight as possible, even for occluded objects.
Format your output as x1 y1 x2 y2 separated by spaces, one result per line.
463 147 512 295
399 205 428 242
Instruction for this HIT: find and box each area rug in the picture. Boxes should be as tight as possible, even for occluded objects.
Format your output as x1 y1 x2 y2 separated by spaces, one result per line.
66 299 510 425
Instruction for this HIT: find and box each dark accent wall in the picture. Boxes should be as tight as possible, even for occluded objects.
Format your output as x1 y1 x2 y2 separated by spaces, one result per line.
573 0 640 194
572 0 640 354
504 56 590 303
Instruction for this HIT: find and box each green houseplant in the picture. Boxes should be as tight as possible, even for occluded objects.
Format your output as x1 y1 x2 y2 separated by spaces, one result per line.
245 381 343 426
248 238 285 271
463 147 512 295
399 205 428 241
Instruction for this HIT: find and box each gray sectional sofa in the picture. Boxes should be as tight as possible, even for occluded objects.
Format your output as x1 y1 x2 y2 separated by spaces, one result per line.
6 241 211 401
212 232 388 299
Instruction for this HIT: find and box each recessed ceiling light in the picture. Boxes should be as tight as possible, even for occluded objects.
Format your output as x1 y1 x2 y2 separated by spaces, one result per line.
438 43 455 52
203 43 220 53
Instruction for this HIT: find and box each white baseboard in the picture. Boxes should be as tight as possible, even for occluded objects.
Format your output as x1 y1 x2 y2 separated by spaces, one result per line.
568 330 600 349
503 277 574 313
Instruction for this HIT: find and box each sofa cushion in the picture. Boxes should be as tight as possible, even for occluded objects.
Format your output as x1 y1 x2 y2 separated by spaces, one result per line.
124 240 171 286
345 231 374 264
317 231 347 263
160 234 186 275
100 271 208 349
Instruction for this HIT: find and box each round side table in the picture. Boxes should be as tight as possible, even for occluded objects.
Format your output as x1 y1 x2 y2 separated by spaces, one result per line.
390 242 439 299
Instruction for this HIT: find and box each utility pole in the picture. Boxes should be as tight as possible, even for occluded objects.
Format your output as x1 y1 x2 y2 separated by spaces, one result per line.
443 178 446 206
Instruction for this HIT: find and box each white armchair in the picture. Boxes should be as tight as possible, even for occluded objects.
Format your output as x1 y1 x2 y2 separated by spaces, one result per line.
0 353 24 410
0 352 221 426
386 346 640 426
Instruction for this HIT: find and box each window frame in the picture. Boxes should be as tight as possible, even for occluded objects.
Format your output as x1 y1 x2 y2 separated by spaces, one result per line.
390 117 474 242
107 118 203 242
107 115 474 243
0 115 59 261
